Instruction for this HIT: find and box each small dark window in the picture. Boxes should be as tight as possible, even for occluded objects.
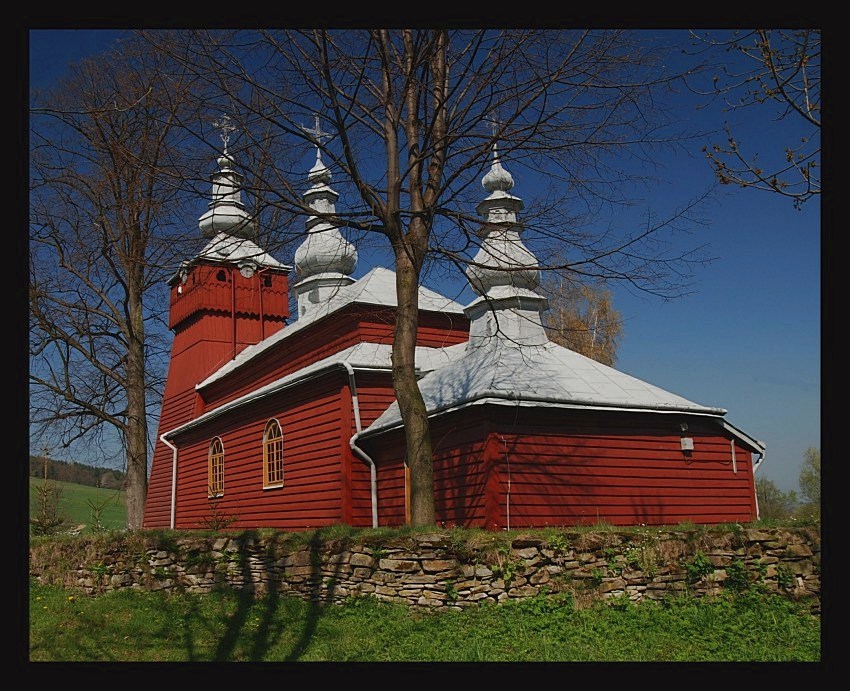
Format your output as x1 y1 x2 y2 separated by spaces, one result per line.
263 275 273 287
216 269 227 282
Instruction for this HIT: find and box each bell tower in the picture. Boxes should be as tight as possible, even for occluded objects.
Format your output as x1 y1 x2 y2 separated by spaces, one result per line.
143 121 291 527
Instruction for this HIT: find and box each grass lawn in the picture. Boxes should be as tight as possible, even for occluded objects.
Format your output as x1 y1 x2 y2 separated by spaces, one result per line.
29 477 126 535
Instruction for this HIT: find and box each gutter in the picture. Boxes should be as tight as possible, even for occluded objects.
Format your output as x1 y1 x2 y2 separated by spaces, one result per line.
166 362 383 439
360 392 766 457
342 362 379 528
750 447 766 521
360 393 761 449
160 434 179 530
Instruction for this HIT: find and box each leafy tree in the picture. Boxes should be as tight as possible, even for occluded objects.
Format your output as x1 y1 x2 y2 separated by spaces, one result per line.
541 277 623 366
143 29 713 527
755 475 798 521
797 446 820 518
688 29 820 209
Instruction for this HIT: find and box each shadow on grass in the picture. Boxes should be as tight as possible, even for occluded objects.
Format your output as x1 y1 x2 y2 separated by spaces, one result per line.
199 530 351 662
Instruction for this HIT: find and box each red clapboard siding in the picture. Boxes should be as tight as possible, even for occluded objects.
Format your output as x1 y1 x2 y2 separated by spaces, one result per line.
144 383 209 527
365 409 492 528
361 404 756 529
488 413 756 527
169 264 288 329
430 412 492 527
199 305 468 410
197 310 357 406
352 371 397 427
164 370 349 530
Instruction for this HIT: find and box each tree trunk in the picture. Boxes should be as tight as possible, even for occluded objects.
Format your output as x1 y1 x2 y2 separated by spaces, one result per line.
392 246 434 527
124 263 149 530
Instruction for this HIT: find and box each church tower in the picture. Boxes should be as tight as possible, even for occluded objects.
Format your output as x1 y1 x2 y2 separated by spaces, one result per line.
143 127 291 528
291 116 357 316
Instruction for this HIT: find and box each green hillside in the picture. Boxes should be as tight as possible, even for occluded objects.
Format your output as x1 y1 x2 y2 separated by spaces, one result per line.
29 478 127 535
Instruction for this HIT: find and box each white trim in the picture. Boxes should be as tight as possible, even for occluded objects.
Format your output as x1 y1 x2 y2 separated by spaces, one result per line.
262 418 285 489
342 362 379 528
159 434 179 530
208 436 225 498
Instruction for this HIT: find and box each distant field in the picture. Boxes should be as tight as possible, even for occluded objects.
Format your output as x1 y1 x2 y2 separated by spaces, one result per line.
29 477 126 534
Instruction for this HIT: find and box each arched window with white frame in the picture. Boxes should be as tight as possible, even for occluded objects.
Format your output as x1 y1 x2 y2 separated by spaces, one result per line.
263 419 284 488
208 437 224 498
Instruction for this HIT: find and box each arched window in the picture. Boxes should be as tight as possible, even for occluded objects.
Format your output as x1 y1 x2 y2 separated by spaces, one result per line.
263 419 284 488
208 437 224 498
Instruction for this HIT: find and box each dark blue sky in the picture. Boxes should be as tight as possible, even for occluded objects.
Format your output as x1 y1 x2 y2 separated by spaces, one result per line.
28 29 821 494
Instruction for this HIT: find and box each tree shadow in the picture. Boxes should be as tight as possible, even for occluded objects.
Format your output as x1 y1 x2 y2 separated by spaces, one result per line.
283 530 350 662
200 529 350 661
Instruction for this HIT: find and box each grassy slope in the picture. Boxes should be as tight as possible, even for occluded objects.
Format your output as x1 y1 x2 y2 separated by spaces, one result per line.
29 477 127 533
28 581 820 662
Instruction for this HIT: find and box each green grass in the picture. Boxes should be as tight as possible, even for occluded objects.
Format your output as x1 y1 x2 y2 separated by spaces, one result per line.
29 581 820 662
29 477 126 535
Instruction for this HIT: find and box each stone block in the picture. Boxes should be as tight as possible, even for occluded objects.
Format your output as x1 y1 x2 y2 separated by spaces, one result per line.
529 569 551 585
349 553 375 568
379 558 419 572
513 547 539 560
422 559 458 573
784 544 813 558
599 578 626 593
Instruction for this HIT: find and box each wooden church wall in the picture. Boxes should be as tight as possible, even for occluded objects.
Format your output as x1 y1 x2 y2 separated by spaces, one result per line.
169 371 350 530
484 408 757 528
361 406 756 530
198 310 366 410
363 407 492 528
346 371 398 527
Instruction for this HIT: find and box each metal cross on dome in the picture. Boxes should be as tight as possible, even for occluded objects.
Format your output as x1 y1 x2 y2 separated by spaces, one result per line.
484 115 504 161
486 116 499 137
212 114 238 153
303 114 332 147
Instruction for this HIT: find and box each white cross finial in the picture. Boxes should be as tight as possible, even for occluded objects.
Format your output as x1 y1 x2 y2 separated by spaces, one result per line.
485 116 502 163
303 114 332 146
213 114 238 153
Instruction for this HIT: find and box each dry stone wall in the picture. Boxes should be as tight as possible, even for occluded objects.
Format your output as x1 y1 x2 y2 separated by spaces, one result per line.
29 527 820 613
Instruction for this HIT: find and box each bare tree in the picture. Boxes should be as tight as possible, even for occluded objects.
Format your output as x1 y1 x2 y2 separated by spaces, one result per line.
29 36 206 529
141 29 712 527
688 29 820 209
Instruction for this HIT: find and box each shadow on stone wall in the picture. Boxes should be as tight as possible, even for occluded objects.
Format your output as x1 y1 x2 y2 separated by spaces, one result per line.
29 525 821 626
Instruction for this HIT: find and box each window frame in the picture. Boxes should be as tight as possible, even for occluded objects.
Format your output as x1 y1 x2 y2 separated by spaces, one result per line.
263 418 284 489
208 437 225 498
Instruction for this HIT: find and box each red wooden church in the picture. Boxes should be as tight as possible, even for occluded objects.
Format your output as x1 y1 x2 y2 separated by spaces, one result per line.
142 141 766 531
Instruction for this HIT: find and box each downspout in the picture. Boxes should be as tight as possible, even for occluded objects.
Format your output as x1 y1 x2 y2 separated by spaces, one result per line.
752 448 766 474
160 434 179 530
752 448 765 520
342 362 378 528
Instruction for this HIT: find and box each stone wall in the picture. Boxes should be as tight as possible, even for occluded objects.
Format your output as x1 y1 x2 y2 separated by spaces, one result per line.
29 526 820 613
